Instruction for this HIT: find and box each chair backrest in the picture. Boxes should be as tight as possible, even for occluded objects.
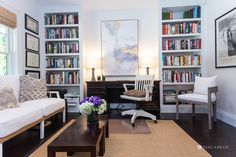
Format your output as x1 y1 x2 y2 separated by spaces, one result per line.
135 75 154 98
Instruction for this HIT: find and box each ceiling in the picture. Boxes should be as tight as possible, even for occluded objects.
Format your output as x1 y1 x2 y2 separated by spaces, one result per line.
35 0 158 10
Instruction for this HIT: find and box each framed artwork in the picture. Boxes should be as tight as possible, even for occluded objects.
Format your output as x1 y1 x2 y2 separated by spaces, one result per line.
25 70 40 79
25 14 39 35
101 19 139 76
25 33 40 52
215 7 236 68
26 50 40 68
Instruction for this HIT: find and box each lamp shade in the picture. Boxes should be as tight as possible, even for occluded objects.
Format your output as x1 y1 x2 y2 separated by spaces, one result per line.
87 57 101 69
140 56 155 68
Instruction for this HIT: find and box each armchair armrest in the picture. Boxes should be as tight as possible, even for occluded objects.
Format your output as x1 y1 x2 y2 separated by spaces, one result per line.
123 84 135 91
47 91 60 98
208 86 218 94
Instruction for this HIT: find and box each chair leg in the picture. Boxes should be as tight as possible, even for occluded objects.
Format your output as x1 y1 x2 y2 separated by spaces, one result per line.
208 103 212 130
122 109 136 116
213 103 217 122
131 112 138 124
40 120 45 139
139 110 157 121
176 100 179 120
192 104 195 117
62 109 66 123
0 143 2 157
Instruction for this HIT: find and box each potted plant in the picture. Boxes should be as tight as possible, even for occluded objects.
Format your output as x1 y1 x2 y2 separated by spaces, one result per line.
79 96 107 124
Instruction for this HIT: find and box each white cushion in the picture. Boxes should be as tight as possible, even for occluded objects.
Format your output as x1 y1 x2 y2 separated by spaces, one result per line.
20 98 65 116
193 76 217 95
178 93 216 103
0 75 20 101
0 103 43 138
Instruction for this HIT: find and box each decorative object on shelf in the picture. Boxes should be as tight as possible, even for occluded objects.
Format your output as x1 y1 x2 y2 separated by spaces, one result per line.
140 56 155 75
101 19 138 76
25 14 39 35
26 50 40 68
215 7 236 68
25 70 40 79
87 57 101 81
97 76 101 81
25 33 39 52
79 96 107 124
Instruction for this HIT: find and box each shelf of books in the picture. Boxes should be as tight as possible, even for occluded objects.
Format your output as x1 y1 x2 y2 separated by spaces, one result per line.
44 11 83 109
161 5 202 105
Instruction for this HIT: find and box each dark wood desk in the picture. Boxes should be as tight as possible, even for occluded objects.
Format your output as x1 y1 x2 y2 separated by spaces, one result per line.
48 116 109 157
86 80 160 117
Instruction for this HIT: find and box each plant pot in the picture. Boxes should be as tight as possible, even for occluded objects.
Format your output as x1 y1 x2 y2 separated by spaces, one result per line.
87 111 99 124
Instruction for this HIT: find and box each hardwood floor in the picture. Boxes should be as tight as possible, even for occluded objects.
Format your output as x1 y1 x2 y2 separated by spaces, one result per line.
3 111 236 157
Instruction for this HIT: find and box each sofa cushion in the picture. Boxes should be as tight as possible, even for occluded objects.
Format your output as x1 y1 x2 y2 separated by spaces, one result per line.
0 87 19 110
0 103 43 138
20 98 65 116
123 89 146 97
0 75 20 101
19 75 48 103
178 93 216 103
193 76 217 95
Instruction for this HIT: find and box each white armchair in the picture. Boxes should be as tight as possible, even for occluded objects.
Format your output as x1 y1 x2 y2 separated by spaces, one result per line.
176 76 218 130
120 75 157 127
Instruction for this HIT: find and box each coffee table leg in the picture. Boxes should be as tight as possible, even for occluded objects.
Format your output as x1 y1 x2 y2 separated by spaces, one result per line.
99 129 105 156
48 150 55 157
106 120 109 138
91 146 97 157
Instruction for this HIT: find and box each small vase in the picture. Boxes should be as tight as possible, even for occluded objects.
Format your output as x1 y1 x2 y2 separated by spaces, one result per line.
87 111 99 124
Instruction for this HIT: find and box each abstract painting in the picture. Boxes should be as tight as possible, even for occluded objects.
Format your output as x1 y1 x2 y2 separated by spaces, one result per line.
101 19 138 76
215 7 236 68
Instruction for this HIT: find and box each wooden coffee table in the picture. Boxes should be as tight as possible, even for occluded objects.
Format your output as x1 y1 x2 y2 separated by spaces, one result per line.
48 116 109 157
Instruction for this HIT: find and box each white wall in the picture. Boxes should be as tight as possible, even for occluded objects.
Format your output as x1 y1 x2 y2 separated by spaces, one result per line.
0 0 40 74
83 1 159 81
205 0 236 126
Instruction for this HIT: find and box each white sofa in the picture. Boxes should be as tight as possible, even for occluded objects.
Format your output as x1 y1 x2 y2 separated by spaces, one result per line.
0 76 66 157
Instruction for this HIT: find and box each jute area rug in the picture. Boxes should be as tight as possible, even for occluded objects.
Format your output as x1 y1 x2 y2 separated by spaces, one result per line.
30 120 211 157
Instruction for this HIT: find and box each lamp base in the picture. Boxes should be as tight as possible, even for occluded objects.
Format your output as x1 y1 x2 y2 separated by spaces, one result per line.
146 67 150 75
91 68 96 81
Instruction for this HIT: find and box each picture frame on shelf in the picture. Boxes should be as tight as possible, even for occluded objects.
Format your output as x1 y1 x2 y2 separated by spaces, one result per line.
25 70 40 79
26 50 40 68
101 19 139 76
25 14 39 35
215 7 236 68
25 33 40 52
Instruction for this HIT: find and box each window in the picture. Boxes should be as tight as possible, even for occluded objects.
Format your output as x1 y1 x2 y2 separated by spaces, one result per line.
0 24 13 76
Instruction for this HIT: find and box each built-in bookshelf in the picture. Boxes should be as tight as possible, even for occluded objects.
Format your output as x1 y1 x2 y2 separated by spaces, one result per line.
161 5 202 105
43 9 83 113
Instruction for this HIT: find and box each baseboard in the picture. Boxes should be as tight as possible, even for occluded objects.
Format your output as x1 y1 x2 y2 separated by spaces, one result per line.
217 109 236 127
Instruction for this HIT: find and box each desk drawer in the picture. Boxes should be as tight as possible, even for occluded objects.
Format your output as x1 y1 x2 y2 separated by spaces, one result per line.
87 82 105 88
87 87 106 93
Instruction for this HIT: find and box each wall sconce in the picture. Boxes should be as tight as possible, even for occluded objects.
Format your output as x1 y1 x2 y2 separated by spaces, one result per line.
140 56 155 75
87 57 101 81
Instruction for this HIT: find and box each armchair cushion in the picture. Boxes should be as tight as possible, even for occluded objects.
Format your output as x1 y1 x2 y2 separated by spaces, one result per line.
193 76 216 95
178 93 216 103
19 75 47 103
123 89 146 97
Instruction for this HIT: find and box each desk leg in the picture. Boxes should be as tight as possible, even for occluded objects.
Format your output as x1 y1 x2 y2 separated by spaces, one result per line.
91 146 97 157
47 150 55 157
99 129 105 156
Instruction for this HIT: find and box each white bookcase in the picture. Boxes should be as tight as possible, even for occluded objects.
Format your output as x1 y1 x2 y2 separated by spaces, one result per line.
41 6 83 113
161 5 202 105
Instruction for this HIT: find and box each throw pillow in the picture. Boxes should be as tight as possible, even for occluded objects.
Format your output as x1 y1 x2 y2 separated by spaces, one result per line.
19 75 48 103
193 76 217 95
123 89 146 97
0 87 19 110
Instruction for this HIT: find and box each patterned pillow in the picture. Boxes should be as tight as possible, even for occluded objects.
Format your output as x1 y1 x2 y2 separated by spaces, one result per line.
0 87 19 110
19 75 48 103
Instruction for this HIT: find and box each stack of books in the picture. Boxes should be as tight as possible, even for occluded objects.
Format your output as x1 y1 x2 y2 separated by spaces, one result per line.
162 11 173 20
46 71 80 84
162 22 201 35
163 55 202 66
45 28 78 39
183 6 201 19
46 42 79 54
163 70 201 83
46 58 80 69
162 39 201 50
